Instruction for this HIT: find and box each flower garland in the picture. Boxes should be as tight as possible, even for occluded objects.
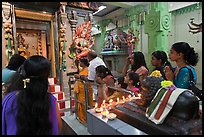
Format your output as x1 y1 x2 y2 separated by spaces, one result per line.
161 80 176 91
150 70 162 78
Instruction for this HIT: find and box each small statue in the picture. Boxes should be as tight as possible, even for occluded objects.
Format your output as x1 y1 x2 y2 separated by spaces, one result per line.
103 31 114 51
126 28 140 56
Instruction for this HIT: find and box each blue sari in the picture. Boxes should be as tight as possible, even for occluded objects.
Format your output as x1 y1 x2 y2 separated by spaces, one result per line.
174 66 197 89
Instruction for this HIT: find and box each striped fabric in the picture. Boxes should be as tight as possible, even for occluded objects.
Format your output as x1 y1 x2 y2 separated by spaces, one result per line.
146 88 186 124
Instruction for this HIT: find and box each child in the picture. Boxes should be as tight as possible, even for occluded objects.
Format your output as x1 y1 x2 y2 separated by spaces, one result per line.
151 50 172 80
95 65 115 106
124 72 140 96
115 76 127 89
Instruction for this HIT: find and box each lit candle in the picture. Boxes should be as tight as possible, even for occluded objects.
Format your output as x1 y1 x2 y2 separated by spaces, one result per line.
117 98 119 103
105 109 109 115
102 100 106 108
122 96 125 101
109 99 113 105
138 93 141 99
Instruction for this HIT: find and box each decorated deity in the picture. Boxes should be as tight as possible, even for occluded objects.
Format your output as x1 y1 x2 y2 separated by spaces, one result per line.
112 28 127 51
103 31 114 51
69 21 94 59
126 28 140 56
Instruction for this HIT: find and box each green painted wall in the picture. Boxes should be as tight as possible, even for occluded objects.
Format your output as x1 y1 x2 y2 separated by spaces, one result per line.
144 2 171 71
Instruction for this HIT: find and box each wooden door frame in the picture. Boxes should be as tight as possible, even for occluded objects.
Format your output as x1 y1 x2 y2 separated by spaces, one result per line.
15 9 56 77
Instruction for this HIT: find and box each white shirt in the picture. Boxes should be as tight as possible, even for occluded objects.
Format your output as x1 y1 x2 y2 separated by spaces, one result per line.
88 57 106 94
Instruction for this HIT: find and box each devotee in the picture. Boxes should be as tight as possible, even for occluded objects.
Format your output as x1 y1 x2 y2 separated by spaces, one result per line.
124 71 140 96
151 50 172 80
2 55 62 135
122 51 149 82
115 76 127 89
2 54 26 84
95 65 115 106
164 42 199 89
73 58 94 124
82 50 106 101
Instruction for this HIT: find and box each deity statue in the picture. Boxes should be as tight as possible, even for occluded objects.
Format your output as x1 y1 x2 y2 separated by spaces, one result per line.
112 28 127 51
103 31 114 51
69 21 94 59
126 28 139 56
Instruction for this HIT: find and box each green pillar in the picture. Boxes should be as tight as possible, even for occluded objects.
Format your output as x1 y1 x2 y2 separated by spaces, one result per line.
144 2 171 71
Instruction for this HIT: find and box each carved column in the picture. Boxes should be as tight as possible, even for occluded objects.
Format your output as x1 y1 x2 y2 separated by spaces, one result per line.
67 10 78 69
2 2 14 63
58 2 67 72
144 2 171 71
37 32 42 55
68 10 78 40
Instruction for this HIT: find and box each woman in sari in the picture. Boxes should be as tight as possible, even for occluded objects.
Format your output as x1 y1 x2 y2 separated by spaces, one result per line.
73 58 94 124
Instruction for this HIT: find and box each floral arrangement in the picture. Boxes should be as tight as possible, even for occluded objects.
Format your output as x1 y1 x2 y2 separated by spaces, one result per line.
150 70 162 77
161 80 176 91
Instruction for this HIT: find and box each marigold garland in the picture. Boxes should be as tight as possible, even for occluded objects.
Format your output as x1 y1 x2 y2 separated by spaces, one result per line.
150 70 162 77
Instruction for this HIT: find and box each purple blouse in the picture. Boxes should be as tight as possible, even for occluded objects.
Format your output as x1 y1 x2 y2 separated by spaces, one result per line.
2 91 58 135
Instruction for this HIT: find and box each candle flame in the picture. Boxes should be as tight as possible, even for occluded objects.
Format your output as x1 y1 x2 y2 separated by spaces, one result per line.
102 100 106 104
109 99 113 103
138 93 141 98
117 98 119 103
122 96 125 101
128 95 131 98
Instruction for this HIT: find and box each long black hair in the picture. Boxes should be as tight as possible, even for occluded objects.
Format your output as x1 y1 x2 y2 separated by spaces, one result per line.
171 42 199 66
131 51 148 72
127 72 140 88
7 55 52 135
79 57 89 67
152 50 172 69
95 65 113 79
6 54 26 71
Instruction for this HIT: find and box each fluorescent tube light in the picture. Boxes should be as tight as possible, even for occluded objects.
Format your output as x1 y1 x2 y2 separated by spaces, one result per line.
93 5 107 15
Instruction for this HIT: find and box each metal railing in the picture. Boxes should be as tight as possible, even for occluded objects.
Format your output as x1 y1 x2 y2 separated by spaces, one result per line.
67 72 135 125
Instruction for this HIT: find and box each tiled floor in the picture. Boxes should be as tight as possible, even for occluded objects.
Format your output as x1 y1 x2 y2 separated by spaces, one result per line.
61 112 91 135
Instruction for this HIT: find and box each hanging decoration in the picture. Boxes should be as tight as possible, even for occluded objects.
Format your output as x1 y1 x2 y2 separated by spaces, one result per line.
188 18 202 34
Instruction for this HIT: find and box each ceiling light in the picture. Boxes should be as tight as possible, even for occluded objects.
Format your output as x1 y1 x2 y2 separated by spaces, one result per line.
93 5 106 15
42 11 47 14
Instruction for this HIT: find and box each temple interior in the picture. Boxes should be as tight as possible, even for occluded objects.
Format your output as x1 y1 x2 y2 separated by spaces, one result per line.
2 2 202 135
